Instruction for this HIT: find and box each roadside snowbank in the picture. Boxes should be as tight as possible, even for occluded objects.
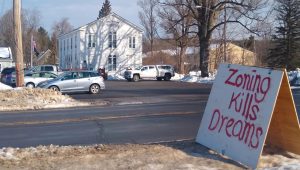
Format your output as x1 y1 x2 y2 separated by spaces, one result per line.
0 85 96 111
0 141 299 170
0 83 12 90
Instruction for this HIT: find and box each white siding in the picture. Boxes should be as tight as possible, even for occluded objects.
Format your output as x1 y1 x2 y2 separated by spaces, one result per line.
58 13 143 73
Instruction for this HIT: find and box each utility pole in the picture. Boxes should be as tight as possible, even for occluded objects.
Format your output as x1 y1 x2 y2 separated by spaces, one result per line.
13 0 24 87
223 2 227 63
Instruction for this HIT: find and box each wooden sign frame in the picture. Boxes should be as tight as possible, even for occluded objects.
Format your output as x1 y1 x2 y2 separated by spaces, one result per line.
265 71 300 154
196 64 300 168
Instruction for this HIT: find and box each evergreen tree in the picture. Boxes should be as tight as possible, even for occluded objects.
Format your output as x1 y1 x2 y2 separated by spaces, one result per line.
267 0 300 70
37 27 50 52
98 0 112 19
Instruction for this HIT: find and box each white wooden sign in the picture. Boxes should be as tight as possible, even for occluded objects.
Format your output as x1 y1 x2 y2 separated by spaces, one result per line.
196 63 283 168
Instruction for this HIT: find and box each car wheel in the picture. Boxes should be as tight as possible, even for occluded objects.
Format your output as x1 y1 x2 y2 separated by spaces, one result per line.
90 84 100 94
133 75 139 82
49 86 60 92
26 82 35 88
164 74 171 81
156 77 162 81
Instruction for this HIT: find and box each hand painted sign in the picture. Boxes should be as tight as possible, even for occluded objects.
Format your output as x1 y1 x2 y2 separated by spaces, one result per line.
196 63 300 168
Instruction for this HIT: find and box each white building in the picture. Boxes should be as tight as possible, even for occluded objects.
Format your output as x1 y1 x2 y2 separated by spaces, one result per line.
0 47 14 72
58 12 143 73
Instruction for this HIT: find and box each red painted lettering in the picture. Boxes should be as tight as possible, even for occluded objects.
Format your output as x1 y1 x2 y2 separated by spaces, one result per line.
208 109 220 131
228 92 243 112
232 120 243 137
251 127 263 149
226 118 234 137
225 68 238 86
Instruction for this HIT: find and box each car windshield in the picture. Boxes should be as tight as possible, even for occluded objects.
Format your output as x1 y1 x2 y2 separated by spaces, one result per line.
1 68 15 74
51 72 67 80
135 66 142 70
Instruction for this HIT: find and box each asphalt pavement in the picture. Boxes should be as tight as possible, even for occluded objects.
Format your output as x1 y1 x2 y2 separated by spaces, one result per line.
0 80 300 148
0 80 210 148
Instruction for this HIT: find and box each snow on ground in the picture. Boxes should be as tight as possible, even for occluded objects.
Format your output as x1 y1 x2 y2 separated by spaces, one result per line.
107 72 126 80
172 71 215 84
0 83 13 90
0 84 107 111
0 72 300 169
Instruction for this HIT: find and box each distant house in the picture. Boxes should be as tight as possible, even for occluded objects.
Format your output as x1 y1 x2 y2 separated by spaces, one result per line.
209 43 257 72
0 47 14 72
35 49 52 65
58 12 143 73
143 43 257 73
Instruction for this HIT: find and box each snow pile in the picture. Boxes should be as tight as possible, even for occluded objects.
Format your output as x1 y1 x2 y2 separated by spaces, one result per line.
172 71 215 84
0 88 92 111
107 72 126 80
0 82 13 90
0 141 299 169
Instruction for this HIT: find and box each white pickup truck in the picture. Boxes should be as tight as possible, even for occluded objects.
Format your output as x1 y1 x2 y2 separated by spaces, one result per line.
124 65 175 82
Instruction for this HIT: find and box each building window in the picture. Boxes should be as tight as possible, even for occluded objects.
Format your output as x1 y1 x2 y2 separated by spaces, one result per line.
88 34 96 48
88 35 92 48
75 36 77 48
109 32 117 48
71 38 73 49
60 41 62 56
129 36 136 48
108 55 117 71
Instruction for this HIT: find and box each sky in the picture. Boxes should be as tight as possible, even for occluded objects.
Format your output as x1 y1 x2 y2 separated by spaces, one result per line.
0 0 141 33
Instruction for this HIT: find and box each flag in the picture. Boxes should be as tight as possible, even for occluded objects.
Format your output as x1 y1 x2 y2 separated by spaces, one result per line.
31 36 39 56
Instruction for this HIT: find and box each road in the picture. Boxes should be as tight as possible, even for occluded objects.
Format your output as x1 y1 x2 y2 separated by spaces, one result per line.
0 80 299 148
0 81 211 148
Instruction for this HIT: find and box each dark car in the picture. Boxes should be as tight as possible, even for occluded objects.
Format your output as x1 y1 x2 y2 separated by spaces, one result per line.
1 67 32 86
1 67 15 85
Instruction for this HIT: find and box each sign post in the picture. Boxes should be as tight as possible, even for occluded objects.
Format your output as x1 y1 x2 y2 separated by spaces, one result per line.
196 63 300 168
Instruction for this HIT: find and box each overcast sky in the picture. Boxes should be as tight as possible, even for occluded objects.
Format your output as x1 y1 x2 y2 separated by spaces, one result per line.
0 0 141 32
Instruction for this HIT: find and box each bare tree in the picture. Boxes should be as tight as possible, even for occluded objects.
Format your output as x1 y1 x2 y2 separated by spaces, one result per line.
49 18 74 65
138 0 159 57
52 18 74 36
158 0 195 74
0 9 40 66
178 0 270 77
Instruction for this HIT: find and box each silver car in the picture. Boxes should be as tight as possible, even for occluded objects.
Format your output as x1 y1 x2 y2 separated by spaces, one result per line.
24 72 58 88
37 71 105 94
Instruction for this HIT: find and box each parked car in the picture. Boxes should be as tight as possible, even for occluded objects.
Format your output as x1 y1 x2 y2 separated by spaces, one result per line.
1 67 33 86
24 72 58 88
37 71 105 94
1 67 15 85
30 65 63 75
124 64 175 82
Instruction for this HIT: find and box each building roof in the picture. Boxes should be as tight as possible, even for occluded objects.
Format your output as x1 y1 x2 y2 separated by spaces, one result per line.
36 49 52 62
59 12 143 38
0 47 12 59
